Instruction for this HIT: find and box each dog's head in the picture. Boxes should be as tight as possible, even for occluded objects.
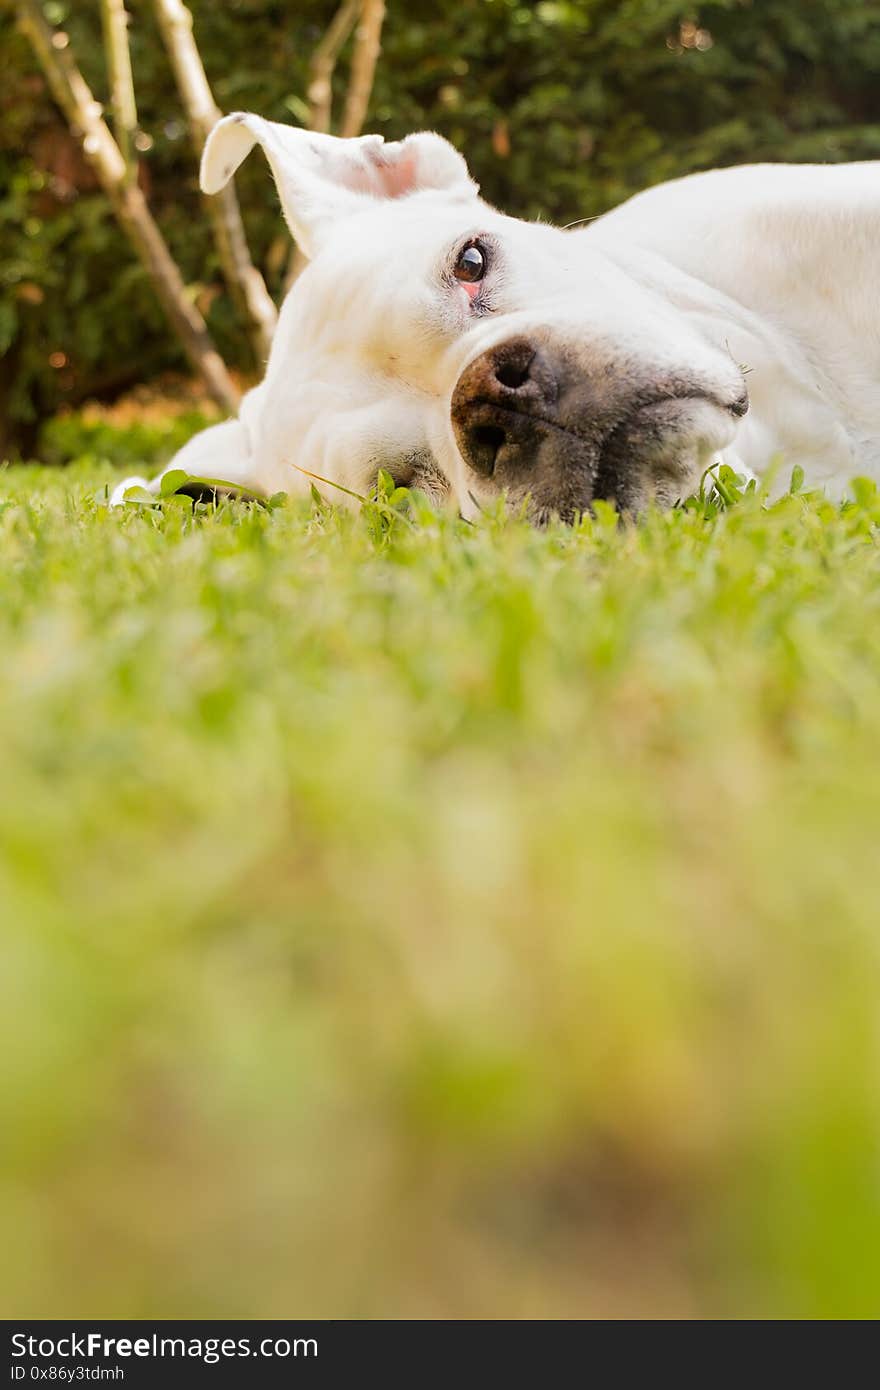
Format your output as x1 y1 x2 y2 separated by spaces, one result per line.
205 114 748 519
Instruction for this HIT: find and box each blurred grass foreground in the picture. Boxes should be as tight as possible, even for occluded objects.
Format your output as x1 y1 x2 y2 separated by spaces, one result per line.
3 450 880 1319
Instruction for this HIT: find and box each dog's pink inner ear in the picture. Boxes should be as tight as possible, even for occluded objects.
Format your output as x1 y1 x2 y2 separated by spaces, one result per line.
358 134 476 200
371 148 420 199
335 144 419 199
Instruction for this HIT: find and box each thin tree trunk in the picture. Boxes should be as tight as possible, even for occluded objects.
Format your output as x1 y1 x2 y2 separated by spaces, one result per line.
16 0 239 414
153 0 277 361
308 0 361 135
340 0 386 140
283 0 361 293
100 0 138 180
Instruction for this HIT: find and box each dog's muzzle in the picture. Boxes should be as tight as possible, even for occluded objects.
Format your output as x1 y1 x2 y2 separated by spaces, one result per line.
450 336 748 517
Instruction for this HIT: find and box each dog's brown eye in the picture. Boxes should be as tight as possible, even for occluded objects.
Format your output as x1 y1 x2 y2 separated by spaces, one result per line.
455 243 486 283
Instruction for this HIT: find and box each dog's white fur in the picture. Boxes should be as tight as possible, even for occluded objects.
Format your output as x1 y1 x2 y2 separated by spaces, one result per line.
112 113 880 515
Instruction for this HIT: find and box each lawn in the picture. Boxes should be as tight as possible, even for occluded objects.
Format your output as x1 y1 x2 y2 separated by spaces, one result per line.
3 442 880 1318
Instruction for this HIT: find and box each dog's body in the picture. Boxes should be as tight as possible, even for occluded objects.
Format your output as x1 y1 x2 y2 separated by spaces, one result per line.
112 115 880 519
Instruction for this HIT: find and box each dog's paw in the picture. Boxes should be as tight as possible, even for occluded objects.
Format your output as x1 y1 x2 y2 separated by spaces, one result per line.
109 476 151 508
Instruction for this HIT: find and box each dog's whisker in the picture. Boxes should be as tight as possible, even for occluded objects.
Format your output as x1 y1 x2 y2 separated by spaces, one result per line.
284 459 368 504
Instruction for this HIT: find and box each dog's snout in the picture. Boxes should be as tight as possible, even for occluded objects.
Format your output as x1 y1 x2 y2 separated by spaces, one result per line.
451 334 747 519
451 338 557 477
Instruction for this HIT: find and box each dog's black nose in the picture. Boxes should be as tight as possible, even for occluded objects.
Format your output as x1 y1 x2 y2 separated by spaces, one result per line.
451 338 557 477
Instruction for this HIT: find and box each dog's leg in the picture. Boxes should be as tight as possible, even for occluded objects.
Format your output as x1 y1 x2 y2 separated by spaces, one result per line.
109 417 262 507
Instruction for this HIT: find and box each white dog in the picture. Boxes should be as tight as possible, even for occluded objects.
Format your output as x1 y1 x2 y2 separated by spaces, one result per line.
112 113 880 520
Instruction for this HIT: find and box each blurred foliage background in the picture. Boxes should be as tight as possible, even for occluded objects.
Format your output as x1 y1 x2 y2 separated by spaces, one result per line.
3 0 880 454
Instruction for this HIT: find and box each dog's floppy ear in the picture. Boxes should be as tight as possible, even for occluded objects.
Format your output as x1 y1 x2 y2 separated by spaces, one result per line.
201 113 478 258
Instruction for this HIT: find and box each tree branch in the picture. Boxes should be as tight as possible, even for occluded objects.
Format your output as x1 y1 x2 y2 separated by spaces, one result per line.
340 0 386 140
17 0 239 414
282 0 362 293
153 0 277 361
100 0 138 180
307 0 361 135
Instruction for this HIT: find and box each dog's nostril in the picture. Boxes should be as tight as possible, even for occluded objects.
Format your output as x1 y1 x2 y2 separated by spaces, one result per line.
473 423 506 452
495 354 533 391
469 423 506 474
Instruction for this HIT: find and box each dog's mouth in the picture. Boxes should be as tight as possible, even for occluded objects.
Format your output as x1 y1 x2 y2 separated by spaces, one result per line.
590 392 747 509
458 391 747 520
466 390 742 463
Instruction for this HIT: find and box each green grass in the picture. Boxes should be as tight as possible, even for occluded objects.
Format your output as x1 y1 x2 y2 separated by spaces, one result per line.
3 451 880 1319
